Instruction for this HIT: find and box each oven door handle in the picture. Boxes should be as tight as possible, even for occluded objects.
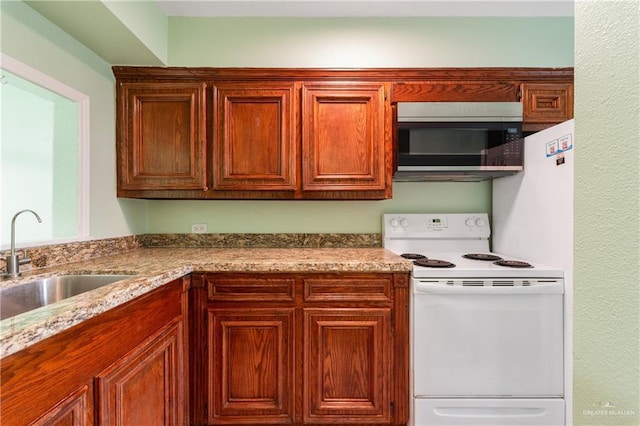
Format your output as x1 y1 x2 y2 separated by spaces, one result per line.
414 280 564 295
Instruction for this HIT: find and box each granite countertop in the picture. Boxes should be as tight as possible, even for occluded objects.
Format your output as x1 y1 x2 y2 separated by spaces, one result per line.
1 247 412 358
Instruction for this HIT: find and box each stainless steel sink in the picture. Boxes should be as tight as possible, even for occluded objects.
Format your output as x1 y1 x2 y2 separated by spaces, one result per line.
0 274 134 320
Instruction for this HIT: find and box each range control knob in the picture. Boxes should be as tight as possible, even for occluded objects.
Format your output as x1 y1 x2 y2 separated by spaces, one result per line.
400 218 409 227
475 217 486 227
465 217 476 227
390 218 400 227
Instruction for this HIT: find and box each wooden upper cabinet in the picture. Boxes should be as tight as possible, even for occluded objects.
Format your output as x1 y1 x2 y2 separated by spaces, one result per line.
213 82 297 191
117 82 207 194
301 83 388 194
391 81 519 102
521 82 574 127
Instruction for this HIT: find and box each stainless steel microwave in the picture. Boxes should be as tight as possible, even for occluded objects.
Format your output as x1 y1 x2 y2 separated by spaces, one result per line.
395 102 524 182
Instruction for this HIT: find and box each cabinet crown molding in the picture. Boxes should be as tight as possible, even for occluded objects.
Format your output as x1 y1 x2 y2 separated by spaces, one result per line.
113 66 574 83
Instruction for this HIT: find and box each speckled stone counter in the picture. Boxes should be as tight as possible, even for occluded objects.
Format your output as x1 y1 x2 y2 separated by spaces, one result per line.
0 247 411 358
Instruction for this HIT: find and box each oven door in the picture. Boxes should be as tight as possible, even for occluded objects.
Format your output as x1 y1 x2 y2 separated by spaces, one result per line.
412 279 564 397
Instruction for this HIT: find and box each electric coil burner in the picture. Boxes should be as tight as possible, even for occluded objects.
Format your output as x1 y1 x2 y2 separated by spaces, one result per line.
401 253 427 260
462 253 502 261
494 259 533 268
414 258 456 268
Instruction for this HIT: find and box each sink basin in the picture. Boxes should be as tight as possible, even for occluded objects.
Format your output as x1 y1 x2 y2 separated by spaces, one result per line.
0 274 134 321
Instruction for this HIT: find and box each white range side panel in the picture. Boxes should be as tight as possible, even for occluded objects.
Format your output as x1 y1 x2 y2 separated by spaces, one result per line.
492 119 574 272
492 118 574 426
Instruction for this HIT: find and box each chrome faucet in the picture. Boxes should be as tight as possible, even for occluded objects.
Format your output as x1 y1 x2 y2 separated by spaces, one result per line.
3 209 42 278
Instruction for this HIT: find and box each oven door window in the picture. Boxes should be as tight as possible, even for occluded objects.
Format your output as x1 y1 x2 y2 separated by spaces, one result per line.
398 122 522 167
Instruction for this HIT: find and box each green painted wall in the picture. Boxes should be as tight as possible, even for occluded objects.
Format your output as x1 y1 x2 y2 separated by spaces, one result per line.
573 1 639 424
168 17 573 68
102 0 168 64
146 182 491 233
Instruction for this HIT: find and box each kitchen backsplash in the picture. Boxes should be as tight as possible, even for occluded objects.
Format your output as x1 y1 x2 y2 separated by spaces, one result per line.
0 233 382 274
139 233 381 248
0 236 142 274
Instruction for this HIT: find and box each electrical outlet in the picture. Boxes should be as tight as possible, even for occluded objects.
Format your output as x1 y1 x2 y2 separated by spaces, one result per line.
191 223 208 233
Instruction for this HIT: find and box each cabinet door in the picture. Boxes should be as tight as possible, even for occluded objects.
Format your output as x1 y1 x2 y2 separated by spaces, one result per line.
301 83 389 194
521 83 574 124
213 82 297 191
303 308 392 424
209 308 295 424
29 386 89 426
95 320 186 426
117 82 207 192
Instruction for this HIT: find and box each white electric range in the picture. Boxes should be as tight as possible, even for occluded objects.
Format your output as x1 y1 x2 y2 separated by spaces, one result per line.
383 213 566 426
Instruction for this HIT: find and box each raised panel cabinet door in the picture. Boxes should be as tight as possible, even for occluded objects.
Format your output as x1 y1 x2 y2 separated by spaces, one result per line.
301 83 388 192
521 83 574 123
209 308 295 424
95 320 186 426
117 82 207 192
303 308 392 424
213 82 297 191
29 386 89 426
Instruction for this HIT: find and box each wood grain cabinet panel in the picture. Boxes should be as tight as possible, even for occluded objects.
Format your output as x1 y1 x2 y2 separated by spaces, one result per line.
29 386 89 426
391 81 518 102
208 308 295 424
521 83 574 125
96 320 185 426
302 276 393 303
301 83 388 193
117 82 207 194
213 82 297 191
303 309 391 424
205 274 296 302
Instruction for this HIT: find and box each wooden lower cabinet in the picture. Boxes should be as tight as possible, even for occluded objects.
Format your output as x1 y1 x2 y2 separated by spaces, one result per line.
209 309 295 424
0 278 189 426
304 309 391 424
191 272 409 426
29 386 90 426
95 320 185 425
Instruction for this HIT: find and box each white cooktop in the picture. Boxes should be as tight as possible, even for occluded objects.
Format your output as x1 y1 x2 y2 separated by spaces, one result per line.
407 251 564 279
383 213 564 279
